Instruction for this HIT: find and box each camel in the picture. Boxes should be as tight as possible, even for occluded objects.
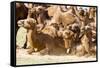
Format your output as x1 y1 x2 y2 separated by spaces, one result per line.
73 7 96 29
17 18 46 54
17 5 50 49
47 5 58 17
89 7 96 20
76 26 93 56
17 18 66 55
26 5 50 24
56 25 75 55
47 6 80 29
35 6 50 24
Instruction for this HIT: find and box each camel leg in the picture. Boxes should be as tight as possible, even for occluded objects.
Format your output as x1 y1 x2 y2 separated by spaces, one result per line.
27 42 35 54
39 48 49 55
27 46 35 54
66 48 71 54
76 45 85 56
84 43 91 57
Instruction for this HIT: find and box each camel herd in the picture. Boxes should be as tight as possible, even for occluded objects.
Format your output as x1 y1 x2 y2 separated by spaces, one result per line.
16 3 97 56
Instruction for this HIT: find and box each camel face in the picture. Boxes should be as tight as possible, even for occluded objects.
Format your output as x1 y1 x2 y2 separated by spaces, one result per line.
63 30 74 39
17 18 36 29
28 8 36 14
24 19 33 29
89 7 96 19
27 7 36 18
17 20 24 27
36 6 45 13
78 8 85 16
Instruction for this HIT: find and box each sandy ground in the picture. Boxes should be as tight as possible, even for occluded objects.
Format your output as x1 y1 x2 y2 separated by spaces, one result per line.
16 48 96 65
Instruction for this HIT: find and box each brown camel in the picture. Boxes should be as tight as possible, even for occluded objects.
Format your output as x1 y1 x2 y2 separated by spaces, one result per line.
17 18 66 55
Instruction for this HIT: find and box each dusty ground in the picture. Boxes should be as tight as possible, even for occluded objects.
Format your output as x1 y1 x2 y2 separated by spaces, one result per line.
16 48 96 65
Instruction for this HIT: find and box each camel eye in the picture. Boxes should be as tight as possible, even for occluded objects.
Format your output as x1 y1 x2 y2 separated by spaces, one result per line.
21 21 24 25
39 8 42 11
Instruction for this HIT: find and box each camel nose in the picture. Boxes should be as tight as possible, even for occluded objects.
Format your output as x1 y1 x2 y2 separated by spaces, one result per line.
65 31 70 35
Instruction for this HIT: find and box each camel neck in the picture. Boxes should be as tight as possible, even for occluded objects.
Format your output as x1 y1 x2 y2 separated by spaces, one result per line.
27 13 33 18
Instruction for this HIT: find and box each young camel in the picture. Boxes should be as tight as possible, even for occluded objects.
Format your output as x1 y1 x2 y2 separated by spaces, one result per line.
76 26 93 56
60 28 74 54
17 18 45 54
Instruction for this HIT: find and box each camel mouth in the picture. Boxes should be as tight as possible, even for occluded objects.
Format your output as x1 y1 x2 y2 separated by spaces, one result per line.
18 23 24 27
17 20 24 27
64 36 69 39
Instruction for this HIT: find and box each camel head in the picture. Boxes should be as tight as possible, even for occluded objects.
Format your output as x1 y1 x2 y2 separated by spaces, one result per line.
89 7 96 19
17 18 36 30
28 7 36 14
62 29 74 39
78 8 85 16
35 6 46 14
50 23 59 30
71 23 80 33
27 7 36 18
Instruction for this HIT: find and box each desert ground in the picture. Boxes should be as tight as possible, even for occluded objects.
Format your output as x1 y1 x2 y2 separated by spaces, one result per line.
16 48 96 65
